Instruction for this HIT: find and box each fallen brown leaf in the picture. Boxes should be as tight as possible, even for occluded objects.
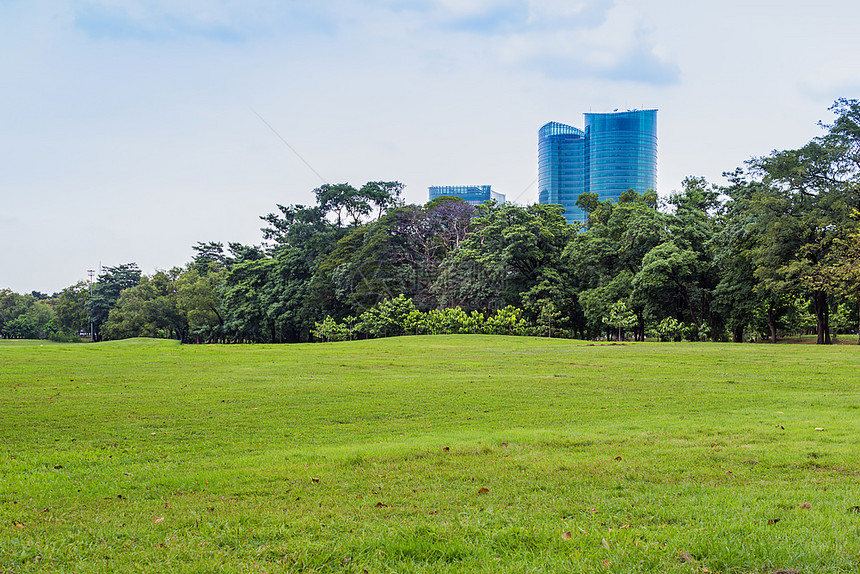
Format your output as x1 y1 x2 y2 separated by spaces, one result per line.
477 487 490 494
562 531 572 540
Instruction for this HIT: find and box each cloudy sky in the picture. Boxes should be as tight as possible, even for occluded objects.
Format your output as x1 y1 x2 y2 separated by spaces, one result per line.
3 0 860 293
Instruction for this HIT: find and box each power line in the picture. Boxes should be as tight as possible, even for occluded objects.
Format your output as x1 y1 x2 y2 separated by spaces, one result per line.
252 110 329 185
509 177 537 204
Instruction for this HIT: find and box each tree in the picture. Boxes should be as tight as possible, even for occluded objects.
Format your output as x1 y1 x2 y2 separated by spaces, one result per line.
634 241 705 332
567 189 667 339
88 264 141 341
360 181 405 220
221 258 276 343
101 270 187 341
810 216 860 342
54 281 90 336
391 198 475 309
312 198 476 317
313 183 379 227
739 99 860 344
607 299 637 341
176 267 225 343
0 290 59 340
4 301 54 339
189 242 228 274
435 202 573 316
0 289 30 338
712 171 762 342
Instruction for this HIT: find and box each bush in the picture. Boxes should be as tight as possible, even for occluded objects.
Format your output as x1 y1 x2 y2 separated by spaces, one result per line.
48 332 84 343
484 306 531 336
315 297 533 342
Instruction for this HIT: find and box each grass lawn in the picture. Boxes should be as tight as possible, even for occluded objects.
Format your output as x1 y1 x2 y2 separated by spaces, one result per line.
1 336 859 573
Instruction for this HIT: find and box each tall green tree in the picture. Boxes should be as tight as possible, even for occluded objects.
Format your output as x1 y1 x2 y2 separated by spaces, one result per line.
748 102 860 343
176 267 225 343
88 263 141 341
0 289 30 338
54 281 90 336
102 270 187 341
568 189 666 339
434 202 573 319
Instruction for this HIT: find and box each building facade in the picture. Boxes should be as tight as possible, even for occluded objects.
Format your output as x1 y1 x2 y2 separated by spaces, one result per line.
428 185 505 206
538 109 657 224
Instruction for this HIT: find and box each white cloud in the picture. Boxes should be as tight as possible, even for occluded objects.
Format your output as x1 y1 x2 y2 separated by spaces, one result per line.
3 0 860 292
71 0 340 41
495 3 678 84
526 0 613 28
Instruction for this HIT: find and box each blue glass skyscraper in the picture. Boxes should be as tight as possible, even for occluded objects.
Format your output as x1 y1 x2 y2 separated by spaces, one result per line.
538 109 657 224
538 122 587 216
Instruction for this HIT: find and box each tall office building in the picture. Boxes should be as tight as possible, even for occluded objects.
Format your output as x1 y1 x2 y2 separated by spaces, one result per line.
538 109 657 224
428 185 505 206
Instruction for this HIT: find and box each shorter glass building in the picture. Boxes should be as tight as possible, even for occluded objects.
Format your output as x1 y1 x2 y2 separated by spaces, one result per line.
428 185 505 206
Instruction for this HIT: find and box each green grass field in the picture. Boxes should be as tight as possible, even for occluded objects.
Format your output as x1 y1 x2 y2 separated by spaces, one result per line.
1 336 859 573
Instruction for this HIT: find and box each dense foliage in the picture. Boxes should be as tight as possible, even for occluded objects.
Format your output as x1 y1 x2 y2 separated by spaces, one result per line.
3 102 860 344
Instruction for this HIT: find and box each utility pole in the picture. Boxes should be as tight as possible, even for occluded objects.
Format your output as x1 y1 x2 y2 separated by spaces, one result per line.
87 269 95 342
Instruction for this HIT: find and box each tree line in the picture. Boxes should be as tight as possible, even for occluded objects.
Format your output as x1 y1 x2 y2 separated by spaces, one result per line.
3 100 860 345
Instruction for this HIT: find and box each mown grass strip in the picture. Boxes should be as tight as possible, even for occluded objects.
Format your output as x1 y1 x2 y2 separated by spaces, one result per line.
1 336 859 573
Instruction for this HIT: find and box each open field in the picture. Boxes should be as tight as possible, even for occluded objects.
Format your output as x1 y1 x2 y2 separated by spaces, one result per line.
1 336 859 573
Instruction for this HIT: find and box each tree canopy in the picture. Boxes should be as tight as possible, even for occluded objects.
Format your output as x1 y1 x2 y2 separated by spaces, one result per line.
6 101 860 345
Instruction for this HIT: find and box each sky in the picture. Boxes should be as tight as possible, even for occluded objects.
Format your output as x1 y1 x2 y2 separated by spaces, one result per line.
3 0 860 294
